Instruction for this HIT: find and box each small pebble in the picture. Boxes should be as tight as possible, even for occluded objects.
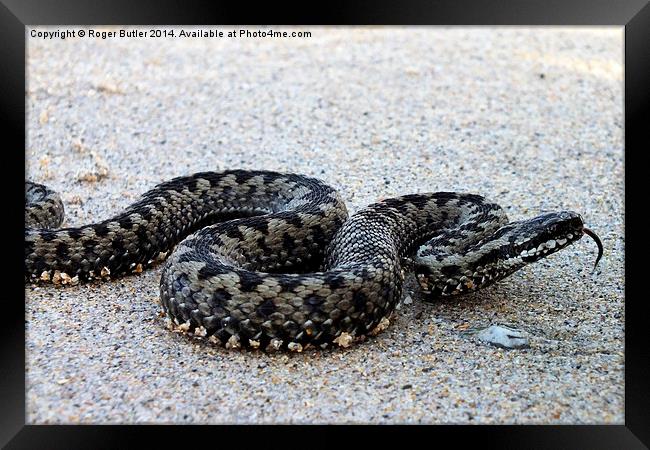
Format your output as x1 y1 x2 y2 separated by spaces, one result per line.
476 325 530 350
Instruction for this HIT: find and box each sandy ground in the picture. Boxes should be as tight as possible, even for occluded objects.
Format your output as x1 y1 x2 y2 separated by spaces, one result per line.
25 26 624 424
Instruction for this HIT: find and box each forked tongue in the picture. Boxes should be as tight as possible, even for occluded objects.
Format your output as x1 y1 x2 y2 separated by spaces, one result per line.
582 227 603 269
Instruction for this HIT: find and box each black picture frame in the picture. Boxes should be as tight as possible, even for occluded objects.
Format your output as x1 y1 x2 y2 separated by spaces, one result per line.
2 0 647 447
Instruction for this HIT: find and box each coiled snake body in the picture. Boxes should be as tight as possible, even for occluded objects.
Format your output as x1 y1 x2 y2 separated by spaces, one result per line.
25 170 602 351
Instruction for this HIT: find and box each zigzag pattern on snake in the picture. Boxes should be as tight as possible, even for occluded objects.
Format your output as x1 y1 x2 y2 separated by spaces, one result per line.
25 170 603 351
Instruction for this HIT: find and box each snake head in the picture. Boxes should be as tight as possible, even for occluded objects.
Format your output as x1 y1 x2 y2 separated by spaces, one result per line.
510 211 602 269
510 211 585 263
415 210 603 300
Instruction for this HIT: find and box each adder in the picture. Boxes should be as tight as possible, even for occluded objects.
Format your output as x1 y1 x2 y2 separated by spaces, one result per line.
25 170 603 351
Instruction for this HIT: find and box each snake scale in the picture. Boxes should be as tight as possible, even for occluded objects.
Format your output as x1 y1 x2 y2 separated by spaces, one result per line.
25 170 603 351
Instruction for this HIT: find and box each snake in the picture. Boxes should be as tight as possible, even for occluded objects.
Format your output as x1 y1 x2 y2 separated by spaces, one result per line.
25 170 603 351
